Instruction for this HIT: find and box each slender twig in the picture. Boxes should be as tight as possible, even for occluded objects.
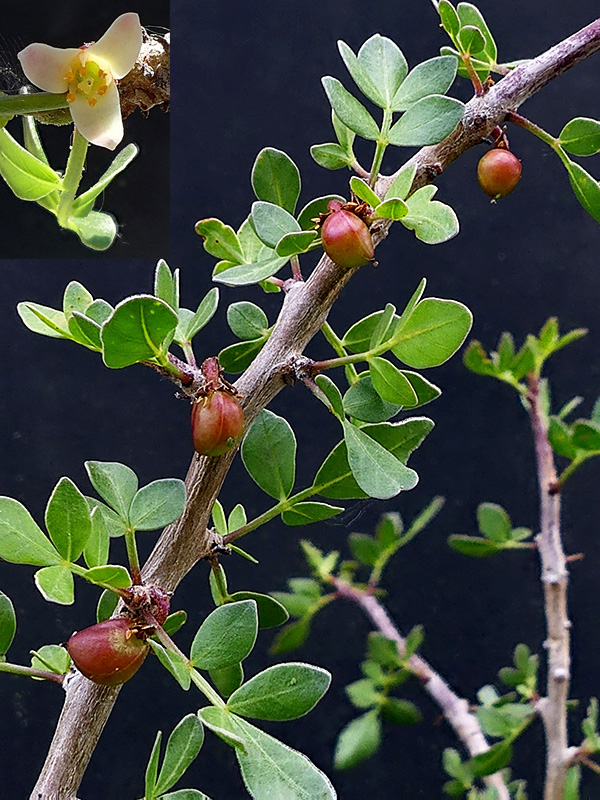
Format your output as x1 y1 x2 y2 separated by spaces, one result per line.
526 376 571 800
333 579 510 799
30 19 600 800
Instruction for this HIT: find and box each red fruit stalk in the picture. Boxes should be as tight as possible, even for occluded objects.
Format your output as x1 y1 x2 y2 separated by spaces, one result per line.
67 618 149 686
191 390 244 456
477 148 522 200
321 200 374 269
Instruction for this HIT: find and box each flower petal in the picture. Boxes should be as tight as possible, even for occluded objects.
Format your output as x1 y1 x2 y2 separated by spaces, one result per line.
87 13 143 79
18 44 80 93
70 83 123 150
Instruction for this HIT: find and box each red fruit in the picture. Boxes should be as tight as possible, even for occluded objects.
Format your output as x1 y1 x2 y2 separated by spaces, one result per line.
191 390 244 456
321 201 374 269
477 148 522 199
67 618 149 686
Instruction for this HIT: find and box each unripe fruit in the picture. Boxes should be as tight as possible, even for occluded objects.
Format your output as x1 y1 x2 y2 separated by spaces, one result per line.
321 200 374 269
477 148 522 199
191 390 244 456
66 618 149 686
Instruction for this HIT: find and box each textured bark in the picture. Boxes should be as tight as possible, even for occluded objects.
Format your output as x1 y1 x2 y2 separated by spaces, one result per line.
31 17 600 800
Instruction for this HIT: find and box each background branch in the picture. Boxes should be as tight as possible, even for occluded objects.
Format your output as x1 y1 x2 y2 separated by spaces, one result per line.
30 18 600 800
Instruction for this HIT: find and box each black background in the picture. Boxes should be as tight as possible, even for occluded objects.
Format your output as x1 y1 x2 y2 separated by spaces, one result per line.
1 1 600 798
0 0 169 258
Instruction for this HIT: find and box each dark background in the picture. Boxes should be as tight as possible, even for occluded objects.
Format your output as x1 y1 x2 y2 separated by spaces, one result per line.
0 0 169 258
1 0 600 798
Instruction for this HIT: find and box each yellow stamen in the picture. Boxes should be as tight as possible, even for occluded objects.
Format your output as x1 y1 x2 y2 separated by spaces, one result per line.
97 85 107 96
87 97 97 107
66 92 75 103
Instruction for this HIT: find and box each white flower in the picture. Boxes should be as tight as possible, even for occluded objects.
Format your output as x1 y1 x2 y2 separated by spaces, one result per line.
18 13 142 150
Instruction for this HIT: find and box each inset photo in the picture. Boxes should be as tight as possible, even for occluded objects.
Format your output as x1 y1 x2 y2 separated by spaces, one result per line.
0 2 169 257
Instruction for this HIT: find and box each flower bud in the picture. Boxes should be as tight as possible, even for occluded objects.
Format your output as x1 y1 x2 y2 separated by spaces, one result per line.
321 201 374 269
477 149 522 199
67 618 149 686
191 390 244 456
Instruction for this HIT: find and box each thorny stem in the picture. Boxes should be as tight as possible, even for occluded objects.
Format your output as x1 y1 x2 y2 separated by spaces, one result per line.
526 376 571 800
333 578 510 799
56 129 89 227
31 18 600 800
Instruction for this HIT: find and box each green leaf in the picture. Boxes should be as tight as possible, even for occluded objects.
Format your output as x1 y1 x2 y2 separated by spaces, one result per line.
68 313 102 351
148 640 191 690
85 299 113 326
66 211 117 252
128 479 186 531
163 610 188 638
219 338 266 374
402 370 442 407
334 710 381 769
392 297 472 367
210 662 244 697
388 96 464 146
86 498 127 538
349 177 381 208
270 617 312 655
0 127 62 200
251 201 300 249
17 301 71 339
71 143 138 216
251 148 301 214
195 218 245 263
384 164 417 202
374 198 409 220
457 2 497 61
565 765 581 800
458 25 486 56
310 143 352 170
343 420 419 500
44 477 91 563
297 195 345 230
469 741 513 778
346 678 380 709
356 34 408 109
381 698 422 725
337 40 385 108
31 644 71 676
241 410 296 500
369 357 419 405
572 420 600 451
315 374 345 419
276 230 318 257
83 564 131 589
559 118 600 156
145 730 162 800
0 498 61 566
0 591 16 655
174 288 219 345
401 186 460 244
154 714 205 796
314 418 432 499
564 159 600 223
321 77 380 140
448 535 502 557
96 589 119 622
211 500 228 537
190 600 258 670
477 503 512 542
154 259 178 311
227 662 330 721
343 373 401 423
227 302 269 340
231 716 336 799
391 56 458 111
85 461 138 520
342 310 399 354
212 254 290 287
348 533 381 566
439 1 461 38
197 706 247 751
63 281 93 317
281 501 343 527
101 296 178 369
34 565 75 605
228 592 289 629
